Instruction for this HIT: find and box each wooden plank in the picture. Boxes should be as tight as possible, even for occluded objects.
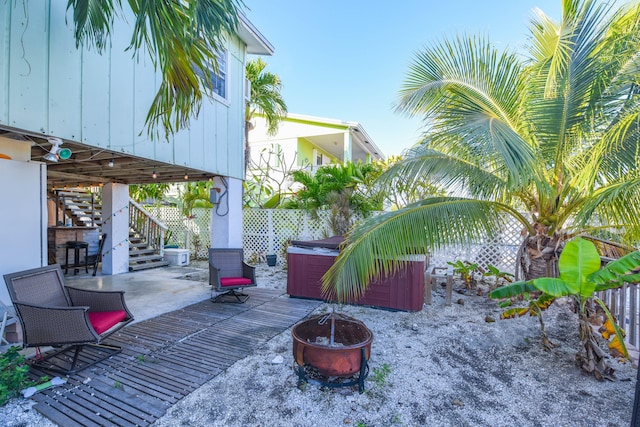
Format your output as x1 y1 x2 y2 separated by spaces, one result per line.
88 377 168 418
30 287 322 427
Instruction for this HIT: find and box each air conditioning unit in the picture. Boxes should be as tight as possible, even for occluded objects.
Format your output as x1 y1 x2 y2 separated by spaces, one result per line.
244 78 251 102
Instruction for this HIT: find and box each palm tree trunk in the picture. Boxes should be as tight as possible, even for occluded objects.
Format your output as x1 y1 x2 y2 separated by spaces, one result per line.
518 234 561 281
244 120 253 174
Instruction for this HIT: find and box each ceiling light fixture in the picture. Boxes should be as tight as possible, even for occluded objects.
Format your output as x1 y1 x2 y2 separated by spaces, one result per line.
44 137 72 162
152 169 157 179
108 157 114 168
184 172 189 180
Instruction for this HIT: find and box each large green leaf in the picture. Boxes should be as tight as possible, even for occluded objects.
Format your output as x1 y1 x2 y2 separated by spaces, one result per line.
590 251 640 286
557 237 601 298
530 277 576 297
488 281 538 299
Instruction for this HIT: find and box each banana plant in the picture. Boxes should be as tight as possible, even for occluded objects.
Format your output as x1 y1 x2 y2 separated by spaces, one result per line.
482 264 515 289
447 260 479 289
489 237 640 380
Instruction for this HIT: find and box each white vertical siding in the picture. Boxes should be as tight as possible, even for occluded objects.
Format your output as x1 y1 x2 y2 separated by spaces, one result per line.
0 1 247 179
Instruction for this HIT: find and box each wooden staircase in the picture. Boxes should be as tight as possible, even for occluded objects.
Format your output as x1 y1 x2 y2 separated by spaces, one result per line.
53 190 169 272
128 200 169 271
55 190 102 227
128 232 170 271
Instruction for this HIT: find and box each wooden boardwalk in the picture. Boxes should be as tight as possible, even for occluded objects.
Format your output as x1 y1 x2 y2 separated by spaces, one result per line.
27 289 322 427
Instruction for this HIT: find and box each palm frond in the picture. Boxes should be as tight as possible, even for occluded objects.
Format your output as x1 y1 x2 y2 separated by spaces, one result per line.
69 0 242 139
67 0 121 51
377 144 508 201
321 198 530 302
246 58 287 135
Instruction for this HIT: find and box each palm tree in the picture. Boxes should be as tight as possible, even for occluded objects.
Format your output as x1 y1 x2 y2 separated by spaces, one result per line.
323 0 640 303
244 58 287 171
67 0 242 139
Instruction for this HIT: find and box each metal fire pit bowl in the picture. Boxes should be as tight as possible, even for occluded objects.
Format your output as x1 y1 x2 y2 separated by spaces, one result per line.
292 312 373 392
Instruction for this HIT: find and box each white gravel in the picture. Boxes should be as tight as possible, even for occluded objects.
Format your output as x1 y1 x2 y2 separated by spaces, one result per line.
1 263 637 426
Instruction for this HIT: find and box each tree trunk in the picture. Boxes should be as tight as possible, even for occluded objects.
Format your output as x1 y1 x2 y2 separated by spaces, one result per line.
517 233 561 281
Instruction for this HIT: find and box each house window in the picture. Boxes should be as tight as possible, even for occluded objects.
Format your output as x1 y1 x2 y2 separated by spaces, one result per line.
195 50 227 100
316 153 323 166
211 50 227 99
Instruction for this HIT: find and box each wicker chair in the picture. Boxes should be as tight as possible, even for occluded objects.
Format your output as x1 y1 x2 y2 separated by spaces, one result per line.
3 264 133 374
209 248 256 303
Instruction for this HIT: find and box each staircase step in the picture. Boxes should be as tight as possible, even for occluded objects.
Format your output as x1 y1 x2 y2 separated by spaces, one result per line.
129 242 147 248
128 254 164 263
129 248 155 256
129 260 170 271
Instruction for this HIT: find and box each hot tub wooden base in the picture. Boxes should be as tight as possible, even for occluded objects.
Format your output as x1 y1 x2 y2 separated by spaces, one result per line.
287 248 425 311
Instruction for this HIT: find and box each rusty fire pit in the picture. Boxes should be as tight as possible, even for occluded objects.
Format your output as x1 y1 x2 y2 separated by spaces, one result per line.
292 312 373 392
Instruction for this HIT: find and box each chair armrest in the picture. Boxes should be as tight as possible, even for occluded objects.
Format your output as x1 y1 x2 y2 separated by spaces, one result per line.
242 262 256 283
209 264 221 290
12 302 99 347
66 287 133 321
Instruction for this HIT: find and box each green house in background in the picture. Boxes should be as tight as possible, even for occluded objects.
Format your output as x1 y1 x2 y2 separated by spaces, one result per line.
249 113 384 173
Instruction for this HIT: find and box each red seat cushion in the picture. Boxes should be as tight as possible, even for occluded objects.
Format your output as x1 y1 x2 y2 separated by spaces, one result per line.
220 277 253 287
88 310 127 334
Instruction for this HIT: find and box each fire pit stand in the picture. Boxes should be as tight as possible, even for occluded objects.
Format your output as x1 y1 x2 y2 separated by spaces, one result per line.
294 348 370 393
291 312 373 393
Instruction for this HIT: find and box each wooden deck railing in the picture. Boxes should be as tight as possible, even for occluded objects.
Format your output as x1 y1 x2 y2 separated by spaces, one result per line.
129 199 168 256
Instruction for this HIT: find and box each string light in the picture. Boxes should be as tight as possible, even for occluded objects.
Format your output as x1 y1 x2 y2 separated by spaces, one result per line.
152 169 157 179
108 158 114 168
184 172 189 180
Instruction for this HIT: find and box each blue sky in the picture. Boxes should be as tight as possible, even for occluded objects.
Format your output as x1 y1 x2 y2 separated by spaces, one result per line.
242 1 566 157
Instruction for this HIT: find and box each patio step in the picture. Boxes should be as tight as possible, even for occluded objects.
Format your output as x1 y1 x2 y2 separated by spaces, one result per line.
128 254 164 263
129 259 170 271
129 247 155 256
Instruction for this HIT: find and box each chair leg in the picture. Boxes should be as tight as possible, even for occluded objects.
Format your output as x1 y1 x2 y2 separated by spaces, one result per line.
30 343 122 375
211 289 250 303
0 312 8 345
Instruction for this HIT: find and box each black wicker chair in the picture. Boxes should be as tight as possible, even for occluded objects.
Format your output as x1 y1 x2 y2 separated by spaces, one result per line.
3 264 133 374
209 248 256 303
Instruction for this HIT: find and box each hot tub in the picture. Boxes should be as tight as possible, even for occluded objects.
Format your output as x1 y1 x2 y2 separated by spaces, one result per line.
286 237 425 311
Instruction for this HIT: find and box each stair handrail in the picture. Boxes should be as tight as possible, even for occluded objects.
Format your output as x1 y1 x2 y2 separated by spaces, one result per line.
129 199 168 256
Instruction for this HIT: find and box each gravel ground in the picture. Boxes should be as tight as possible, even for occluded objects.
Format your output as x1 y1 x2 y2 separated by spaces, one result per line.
1 263 637 426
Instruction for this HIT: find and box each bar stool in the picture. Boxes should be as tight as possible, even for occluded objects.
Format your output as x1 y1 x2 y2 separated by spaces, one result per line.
65 241 89 275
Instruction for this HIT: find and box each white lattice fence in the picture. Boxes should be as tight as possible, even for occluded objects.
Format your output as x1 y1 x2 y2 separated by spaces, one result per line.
428 213 524 276
146 206 211 260
242 209 335 265
147 206 525 273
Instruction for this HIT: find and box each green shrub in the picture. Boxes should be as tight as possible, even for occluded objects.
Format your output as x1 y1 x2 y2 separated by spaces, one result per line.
0 346 32 406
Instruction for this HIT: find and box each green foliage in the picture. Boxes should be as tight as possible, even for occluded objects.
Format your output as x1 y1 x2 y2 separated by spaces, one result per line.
0 346 32 406
489 237 640 378
447 260 479 288
373 155 446 210
129 183 170 204
180 182 213 218
284 161 384 235
113 381 124 390
370 363 392 388
245 59 287 134
482 264 514 288
323 0 640 302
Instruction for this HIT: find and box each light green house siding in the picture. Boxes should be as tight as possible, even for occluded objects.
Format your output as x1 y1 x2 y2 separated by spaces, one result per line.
0 2 247 179
296 138 338 167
